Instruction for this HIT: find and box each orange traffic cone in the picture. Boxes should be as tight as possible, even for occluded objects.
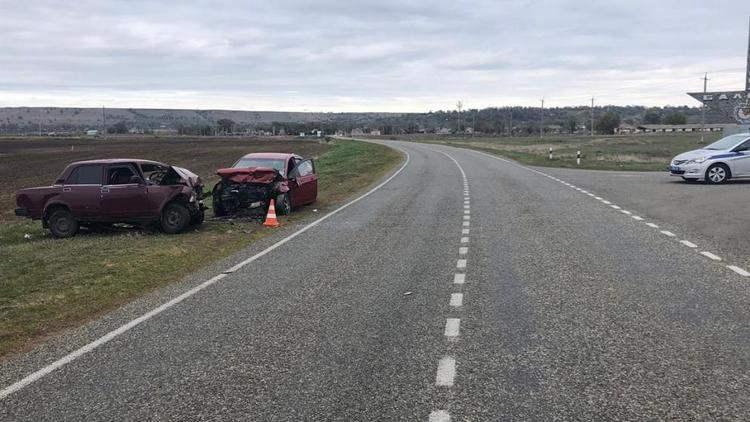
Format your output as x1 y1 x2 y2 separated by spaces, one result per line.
263 199 280 227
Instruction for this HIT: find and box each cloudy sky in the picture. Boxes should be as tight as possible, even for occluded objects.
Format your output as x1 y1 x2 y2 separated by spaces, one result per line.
1 0 749 112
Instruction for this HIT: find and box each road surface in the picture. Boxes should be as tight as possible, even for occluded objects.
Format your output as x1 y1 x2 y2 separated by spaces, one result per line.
1 140 749 421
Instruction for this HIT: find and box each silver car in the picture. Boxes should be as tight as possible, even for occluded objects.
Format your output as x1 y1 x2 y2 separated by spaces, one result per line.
670 133 750 184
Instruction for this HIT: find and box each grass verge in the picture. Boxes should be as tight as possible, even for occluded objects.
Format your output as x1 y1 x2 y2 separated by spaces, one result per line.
0 138 402 357
382 132 722 171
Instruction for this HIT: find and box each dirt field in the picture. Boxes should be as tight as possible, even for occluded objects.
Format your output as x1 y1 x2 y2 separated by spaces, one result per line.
0 135 331 219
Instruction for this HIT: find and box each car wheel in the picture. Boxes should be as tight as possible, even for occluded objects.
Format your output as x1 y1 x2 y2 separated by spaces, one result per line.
48 209 79 238
276 193 291 216
161 202 190 234
705 164 729 184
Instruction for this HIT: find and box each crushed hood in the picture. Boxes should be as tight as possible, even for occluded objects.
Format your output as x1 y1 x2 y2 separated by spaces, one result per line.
171 166 202 187
216 167 280 184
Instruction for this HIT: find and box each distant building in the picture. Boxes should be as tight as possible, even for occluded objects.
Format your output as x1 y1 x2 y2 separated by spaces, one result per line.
615 123 640 134
350 128 364 136
370 129 381 136
85 129 98 136
637 124 729 133
436 127 452 135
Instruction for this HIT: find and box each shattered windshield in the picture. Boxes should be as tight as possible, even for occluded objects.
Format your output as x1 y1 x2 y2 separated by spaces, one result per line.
232 158 286 175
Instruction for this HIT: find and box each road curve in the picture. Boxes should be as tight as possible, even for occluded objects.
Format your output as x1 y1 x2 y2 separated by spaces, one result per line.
1 140 749 421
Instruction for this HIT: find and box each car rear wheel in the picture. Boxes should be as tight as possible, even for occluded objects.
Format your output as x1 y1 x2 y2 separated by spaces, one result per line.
705 164 729 184
48 209 79 238
161 203 190 234
276 193 291 216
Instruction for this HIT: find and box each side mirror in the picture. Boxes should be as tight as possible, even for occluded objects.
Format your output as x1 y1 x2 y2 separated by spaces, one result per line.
55 178 65 185
130 175 144 184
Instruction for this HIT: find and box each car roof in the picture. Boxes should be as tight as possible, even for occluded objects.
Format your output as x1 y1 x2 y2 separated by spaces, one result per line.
68 159 165 166
240 152 302 160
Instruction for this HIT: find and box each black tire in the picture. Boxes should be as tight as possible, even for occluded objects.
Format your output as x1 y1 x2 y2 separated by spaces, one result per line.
161 202 190 234
212 183 227 217
705 164 730 184
276 193 291 216
48 209 79 238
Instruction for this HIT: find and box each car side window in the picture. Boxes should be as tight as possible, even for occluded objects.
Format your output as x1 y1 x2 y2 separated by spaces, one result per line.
66 165 103 185
737 140 750 152
105 165 138 185
297 160 314 177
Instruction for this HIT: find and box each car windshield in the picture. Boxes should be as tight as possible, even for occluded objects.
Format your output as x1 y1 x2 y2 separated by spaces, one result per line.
233 158 286 175
704 134 750 150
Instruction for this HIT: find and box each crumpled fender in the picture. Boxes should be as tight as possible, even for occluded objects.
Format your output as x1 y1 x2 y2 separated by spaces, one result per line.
276 181 290 193
216 167 280 184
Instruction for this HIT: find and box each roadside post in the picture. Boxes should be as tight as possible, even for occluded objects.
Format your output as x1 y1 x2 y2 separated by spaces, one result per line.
548 147 553 160
577 151 581 166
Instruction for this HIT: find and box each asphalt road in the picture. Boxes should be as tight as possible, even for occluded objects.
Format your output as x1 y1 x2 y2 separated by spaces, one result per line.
1 141 749 421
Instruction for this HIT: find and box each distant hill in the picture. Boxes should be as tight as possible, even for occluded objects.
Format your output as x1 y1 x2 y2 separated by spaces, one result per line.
0 105 707 136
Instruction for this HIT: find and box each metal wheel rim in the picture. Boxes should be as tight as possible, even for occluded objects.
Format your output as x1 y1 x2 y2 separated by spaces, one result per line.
709 167 725 182
166 210 181 227
55 217 70 232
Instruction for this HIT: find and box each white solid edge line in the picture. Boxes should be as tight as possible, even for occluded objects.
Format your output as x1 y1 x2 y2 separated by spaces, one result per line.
450 293 463 307
700 251 722 261
444 318 461 337
436 357 456 386
0 148 414 401
429 410 451 422
727 265 750 276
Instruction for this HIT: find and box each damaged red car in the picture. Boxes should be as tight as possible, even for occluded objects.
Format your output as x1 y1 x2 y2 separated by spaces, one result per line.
212 153 318 217
15 159 205 238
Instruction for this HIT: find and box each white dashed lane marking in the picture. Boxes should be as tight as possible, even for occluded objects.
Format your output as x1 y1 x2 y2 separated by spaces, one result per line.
429 410 450 422
461 228 469 235
444 318 461 338
453 274 465 284
458 247 468 255
449 293 463 307
460 237 469 244
661 230 676 237
700 251 722 261
436 357 456 386
646 223 659 228
727 265 750 276
680 240 698 248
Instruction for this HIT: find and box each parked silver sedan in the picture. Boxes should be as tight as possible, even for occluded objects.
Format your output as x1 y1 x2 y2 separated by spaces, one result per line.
670 133 750 184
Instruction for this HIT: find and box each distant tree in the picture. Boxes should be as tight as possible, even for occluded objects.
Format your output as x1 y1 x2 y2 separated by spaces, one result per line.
663 112 687 125
107 121 128 134
567 117 577 134
217 119 235 133
643 108 662 124
595 112 620 134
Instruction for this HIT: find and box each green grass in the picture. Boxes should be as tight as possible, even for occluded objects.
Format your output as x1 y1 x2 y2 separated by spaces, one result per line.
0 139 402 357
388 132 722 171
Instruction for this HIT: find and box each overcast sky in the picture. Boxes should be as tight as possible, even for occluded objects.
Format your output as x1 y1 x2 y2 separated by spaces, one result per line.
1 0 749 112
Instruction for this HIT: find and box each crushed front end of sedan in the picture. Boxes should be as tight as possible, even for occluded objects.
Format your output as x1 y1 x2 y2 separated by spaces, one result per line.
211 167 289 218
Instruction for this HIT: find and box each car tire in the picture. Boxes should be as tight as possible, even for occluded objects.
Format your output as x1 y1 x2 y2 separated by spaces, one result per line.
705 164 730 184
48 209 79 238
276 193 291 216
161 202 190 234
212 183 227 217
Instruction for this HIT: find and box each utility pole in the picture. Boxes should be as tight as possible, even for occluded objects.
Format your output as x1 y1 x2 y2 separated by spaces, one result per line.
101 106 106 135
456 101 463 134
746 16 750 91
701 73 709 142
590 97 595 136
472 110 475 137
540 98 544 139
509 107 513 137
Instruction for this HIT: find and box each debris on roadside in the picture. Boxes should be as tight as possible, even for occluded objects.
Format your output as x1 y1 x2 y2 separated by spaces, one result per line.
24 233 32 240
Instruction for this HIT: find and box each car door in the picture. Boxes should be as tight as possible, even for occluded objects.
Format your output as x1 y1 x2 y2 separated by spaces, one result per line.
730 139 750 177
100 164 150 218
61 164 104 218
288 159 318 206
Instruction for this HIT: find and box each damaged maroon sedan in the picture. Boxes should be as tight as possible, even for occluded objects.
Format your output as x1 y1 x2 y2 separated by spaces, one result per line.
15 159 205 238
212 153 317 217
